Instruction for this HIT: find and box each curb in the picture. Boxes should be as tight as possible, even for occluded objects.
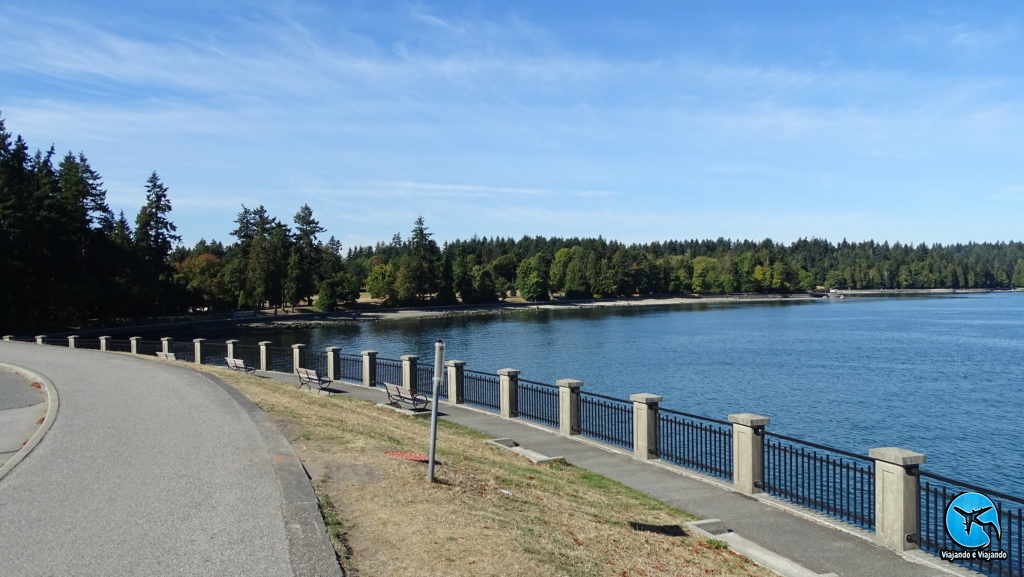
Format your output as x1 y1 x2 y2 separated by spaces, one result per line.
0 362 60 483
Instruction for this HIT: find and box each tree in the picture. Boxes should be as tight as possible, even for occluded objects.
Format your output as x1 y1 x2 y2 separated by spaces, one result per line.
366 263 395 302
291 204 325 305
515 253 550 301
408 216 440 301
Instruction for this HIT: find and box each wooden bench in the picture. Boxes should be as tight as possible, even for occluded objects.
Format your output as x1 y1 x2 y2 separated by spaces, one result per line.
226 357 256 374
382 382 428 410
296 367 331 391
155 351 177 360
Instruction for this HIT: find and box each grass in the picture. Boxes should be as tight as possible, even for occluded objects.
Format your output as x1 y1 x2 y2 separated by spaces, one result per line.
202 366 773 577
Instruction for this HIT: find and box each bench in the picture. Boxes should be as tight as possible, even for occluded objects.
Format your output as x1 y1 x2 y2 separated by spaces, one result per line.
226 357 256 374
382 382 428 410
296 367 331 391
155 351 177 360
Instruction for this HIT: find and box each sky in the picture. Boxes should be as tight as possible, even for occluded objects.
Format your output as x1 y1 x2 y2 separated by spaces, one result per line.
2 1 1023 249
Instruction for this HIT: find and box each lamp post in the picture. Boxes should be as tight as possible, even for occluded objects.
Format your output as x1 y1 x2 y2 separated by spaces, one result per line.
427 339 444 483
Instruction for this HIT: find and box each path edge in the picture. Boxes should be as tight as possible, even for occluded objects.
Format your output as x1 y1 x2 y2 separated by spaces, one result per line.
0 362 60 483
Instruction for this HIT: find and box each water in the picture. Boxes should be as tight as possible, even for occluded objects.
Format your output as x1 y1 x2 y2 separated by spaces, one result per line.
212 293 1024 495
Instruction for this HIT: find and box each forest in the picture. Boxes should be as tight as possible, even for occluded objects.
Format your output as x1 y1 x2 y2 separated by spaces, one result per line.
3 114 1024 332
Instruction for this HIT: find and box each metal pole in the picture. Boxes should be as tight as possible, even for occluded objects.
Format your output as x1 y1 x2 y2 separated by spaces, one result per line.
427 339 444 483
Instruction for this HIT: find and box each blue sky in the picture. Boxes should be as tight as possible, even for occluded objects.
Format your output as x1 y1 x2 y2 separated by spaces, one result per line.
2 1 1022 248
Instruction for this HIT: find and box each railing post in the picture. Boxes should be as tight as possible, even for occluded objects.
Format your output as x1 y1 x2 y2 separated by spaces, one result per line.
498 369 520 419
869 447 926 552
631 394 662 460
557 379 582 436
193 338 205 365
728 413 770 494
99 336 110 351
161 337 173 354
259 341 272 372
35 335 46 345
68 335 79 348
226 339 238 359
445 360 465 404
361 350 377 387
292 344 306 373
326 347 340 380
401 355 418 391
130 337 141 354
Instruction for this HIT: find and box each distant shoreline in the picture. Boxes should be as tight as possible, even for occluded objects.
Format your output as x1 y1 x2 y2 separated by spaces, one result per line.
245 287 1003 329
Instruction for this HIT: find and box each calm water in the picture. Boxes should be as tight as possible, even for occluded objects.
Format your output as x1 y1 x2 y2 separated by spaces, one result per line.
220 293 1024 495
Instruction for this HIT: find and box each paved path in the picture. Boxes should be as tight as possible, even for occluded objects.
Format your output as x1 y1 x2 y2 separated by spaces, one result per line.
0 342 340 577
0 365 46 469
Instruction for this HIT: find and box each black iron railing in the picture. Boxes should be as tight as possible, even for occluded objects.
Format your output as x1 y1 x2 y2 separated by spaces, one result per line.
231 344 261 369
137 340 162 357
656 409 733 480
376 357 402 387
75 338 101 350
414 363 448 399
919 472 1023 577
266 346 293 373
306 349 329 377
463 369 500 412
579 391 633 449
202 342 230 367
763 433 875 530
340 354 362 382
106 339 132 353
47 338 68 347
516 378 559 427
169 340 195 363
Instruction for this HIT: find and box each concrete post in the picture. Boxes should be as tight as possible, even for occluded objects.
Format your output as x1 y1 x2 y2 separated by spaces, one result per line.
130 337 141 354
401 355 419 391
99 336 110 351
68 335 79 349
326 347 340 380
292 344 306 373
557 379 583 436
446 360 465 404
35 335 46 345
869 447 926 552
193 339 205 365
728 413 770 494
226 339 238 360
498 369 520 419
161 337 173 354
258 341 272 372
631 393 662 460
361 350 377 387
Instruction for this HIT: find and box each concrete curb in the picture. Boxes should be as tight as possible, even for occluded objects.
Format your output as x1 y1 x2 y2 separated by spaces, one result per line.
0 362 59 483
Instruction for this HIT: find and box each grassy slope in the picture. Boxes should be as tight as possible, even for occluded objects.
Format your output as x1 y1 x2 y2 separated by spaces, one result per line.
205 366 772 577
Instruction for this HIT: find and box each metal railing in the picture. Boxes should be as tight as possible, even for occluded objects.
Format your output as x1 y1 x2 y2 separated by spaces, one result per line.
656 409 733 480
201 342 229 367
579 391 633 449
169 340 195 363
763 433 875 530
516 378 559 427
919 472 1023 577
231 344 261 369
137 340 162 357
266 346 293 373
340 354 362 382
463 369 500 412
107 339 132 353
306 349 328 377
376 357 402 387
75 338 102 350
414 363 448 399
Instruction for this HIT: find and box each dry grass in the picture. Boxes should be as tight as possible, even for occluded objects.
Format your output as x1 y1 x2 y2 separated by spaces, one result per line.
203 366 773 577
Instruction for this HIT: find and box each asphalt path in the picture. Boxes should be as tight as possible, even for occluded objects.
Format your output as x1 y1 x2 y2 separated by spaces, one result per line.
0 342 340 577
0 365 46 469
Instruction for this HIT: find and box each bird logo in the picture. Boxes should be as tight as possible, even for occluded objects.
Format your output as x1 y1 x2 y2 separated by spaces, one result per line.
945 492 1002 550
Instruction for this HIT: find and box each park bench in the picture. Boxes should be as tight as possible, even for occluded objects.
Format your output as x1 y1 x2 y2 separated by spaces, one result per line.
155 351 177 360
296 367 331 391
382 382 429 410
226 357 256 374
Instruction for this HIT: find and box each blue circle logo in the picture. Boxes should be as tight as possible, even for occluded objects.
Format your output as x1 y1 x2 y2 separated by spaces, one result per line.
945 492 1002 550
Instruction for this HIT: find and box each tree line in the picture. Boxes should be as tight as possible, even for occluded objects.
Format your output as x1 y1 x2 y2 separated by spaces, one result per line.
3 113 1024 331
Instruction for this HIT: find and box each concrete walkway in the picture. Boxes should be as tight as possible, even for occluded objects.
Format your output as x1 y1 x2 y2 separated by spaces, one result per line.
0 342 340 577
298 374 957 577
